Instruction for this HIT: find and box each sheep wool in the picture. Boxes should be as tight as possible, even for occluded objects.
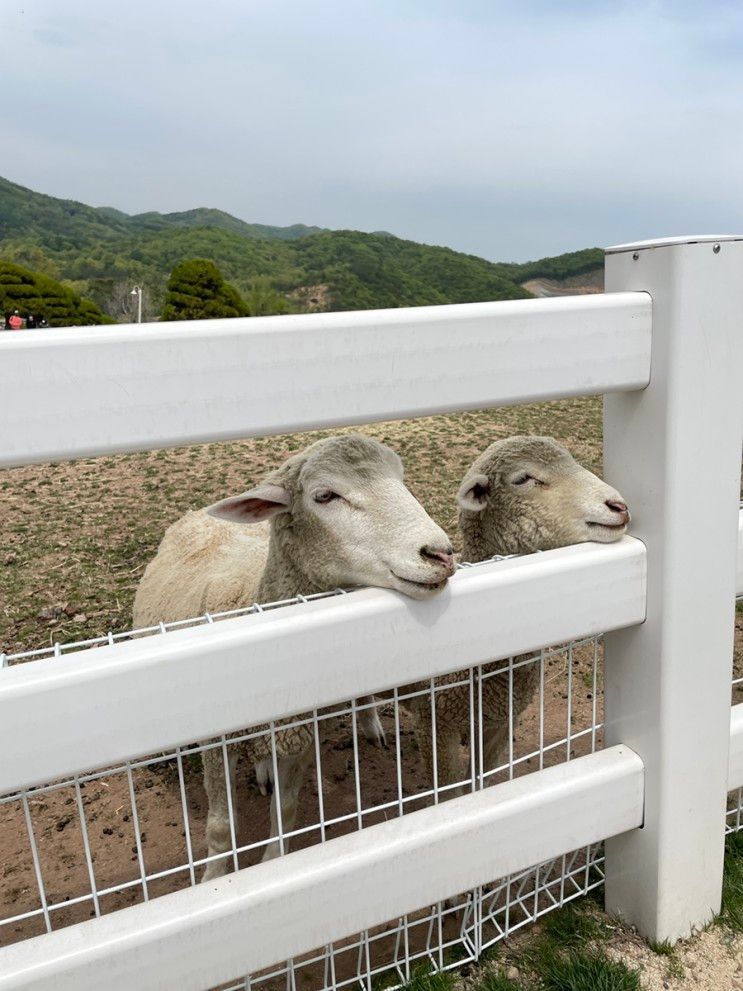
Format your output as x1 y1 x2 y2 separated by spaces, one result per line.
409 436 630 795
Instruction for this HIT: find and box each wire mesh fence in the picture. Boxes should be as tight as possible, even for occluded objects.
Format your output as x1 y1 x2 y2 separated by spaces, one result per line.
209 843 605 991
730 590 743 836
733 590 743 702
0 560 606 954
0 567 740 986
728 789 743 835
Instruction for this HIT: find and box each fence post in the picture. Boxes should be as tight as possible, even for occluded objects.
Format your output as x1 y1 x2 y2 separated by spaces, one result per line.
602 235 743 942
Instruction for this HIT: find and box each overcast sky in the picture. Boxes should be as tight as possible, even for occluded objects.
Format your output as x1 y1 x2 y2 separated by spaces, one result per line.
2 0 743 261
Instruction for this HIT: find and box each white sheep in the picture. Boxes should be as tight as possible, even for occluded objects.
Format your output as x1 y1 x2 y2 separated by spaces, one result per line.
407 435 630 793
132 434 455 880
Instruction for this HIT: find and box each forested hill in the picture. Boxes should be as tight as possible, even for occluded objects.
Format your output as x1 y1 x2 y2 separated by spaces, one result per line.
0 176 324 247
0 175 603 316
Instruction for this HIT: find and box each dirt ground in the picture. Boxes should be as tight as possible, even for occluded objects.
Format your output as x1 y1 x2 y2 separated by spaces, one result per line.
606 926 742 990
521 270 604 298
1 396 742 982
490 909 743 991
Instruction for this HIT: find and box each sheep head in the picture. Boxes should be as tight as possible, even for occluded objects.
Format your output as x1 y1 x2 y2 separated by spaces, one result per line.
207 434 455 599
457 436 630 560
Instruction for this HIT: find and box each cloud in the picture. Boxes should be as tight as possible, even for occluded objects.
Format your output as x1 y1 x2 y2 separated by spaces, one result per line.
3 0 743 260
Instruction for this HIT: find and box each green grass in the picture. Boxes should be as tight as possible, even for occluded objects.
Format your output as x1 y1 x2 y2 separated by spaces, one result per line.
647 939 674 956
647 939 685 980
464 902 641 991
532 948 641 991
478 970 527 991
396 966 457 991
386 885 743 991
522 905 639 990
538 902 611 948
720 830 743 932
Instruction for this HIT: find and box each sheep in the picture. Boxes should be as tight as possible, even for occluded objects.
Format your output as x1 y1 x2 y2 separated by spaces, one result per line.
132 434 455 880
407 435 630 795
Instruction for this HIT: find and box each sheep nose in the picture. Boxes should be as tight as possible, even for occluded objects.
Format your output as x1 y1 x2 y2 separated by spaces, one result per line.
605 499 627 513
420 545 456 575
605 499 630 523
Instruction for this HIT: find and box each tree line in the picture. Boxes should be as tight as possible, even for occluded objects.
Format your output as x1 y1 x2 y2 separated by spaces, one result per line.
0 258 292 327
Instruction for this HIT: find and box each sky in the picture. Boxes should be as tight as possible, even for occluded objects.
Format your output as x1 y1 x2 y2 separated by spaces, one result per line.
2 0 743 261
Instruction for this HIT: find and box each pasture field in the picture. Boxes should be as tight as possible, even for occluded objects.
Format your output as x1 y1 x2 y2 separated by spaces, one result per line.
1 397 607 655
1 394 740 679
1 397 741 988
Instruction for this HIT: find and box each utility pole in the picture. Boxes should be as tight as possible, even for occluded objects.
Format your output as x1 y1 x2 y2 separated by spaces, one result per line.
130 286 143 324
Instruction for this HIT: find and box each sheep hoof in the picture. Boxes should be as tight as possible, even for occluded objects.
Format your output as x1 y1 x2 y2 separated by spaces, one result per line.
261 842 282 862
369 728 388 749
362 717 388 749
445 891 472 911
201 860 230 883
255 759 274 796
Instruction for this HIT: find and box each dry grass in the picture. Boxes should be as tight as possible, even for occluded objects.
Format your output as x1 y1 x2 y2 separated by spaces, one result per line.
0 397 604 656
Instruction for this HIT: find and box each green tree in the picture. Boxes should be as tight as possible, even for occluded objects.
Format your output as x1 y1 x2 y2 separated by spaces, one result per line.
244 276 291 316
0 261 113 327
161 258 248 321
0 243 61 278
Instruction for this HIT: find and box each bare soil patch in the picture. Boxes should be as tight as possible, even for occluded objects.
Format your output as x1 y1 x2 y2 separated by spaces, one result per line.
605 925 742 990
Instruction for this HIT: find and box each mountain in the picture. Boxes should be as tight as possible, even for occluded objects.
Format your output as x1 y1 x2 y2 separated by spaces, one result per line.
0 175 603 317
0 176 323 247
124 208 324 241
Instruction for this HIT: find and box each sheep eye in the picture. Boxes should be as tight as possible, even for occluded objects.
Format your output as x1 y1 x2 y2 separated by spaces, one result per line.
313 490 340 504
512 473 545 488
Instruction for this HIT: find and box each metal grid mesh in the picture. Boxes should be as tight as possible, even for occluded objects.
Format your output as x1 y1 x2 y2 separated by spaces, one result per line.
0 558 605 953
727 578 743 837
0 640 603 945
730 589 743 835
211 844 605 991
0 563 739 985
728 790 743 835
733 590 743 699
0 586 365 669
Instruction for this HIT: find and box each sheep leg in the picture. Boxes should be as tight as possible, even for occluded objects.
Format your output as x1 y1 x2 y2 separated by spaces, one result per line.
356 695 387 748
201 745 238 882
435 724 467 798
262 748 314 861
479 662 540 780
254 758 273 796
481 720 510 779
411 700 465 799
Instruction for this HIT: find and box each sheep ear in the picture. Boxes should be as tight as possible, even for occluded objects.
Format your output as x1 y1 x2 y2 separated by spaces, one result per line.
457 473 490 512
206 484 291 523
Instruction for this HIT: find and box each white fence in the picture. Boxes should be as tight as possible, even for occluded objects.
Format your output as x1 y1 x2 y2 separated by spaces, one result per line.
0 235 742 990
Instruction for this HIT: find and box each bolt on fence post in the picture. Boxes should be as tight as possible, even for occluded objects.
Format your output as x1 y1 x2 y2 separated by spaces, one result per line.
603 235 743 942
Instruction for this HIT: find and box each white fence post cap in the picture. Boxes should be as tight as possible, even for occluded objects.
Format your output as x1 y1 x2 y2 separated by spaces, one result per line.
606 234 743 254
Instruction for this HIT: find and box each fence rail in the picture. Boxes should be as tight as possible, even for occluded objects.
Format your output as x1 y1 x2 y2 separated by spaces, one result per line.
0 234 741 989
0 293 651 467
0 747 643 991
0 539 646 795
